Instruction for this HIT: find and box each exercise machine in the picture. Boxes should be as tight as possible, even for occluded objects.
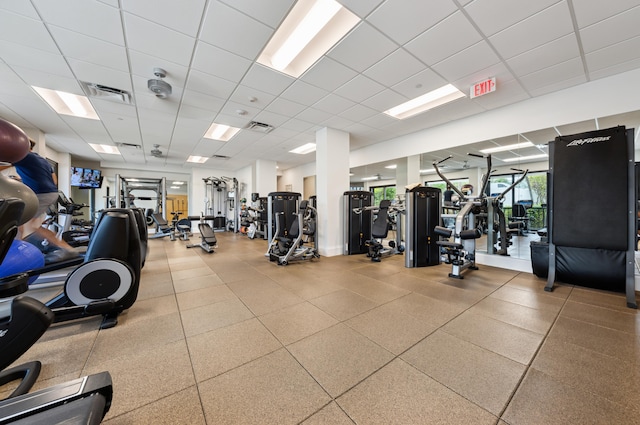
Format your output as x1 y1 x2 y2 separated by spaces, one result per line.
405 186 441 267
484 168 529 255
360 200 405 262
343 191 372 255
544 125 637 308
0 197 113 424
186 215 218 253
149 213 176 240
266 192 300 249
433 154 489 278
267 200 319 265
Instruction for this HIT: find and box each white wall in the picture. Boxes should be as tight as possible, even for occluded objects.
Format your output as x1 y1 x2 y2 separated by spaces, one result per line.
278 162 316 193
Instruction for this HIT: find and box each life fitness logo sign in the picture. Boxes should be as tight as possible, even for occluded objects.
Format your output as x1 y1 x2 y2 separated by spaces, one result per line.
566 136 611 147
470 77 496 99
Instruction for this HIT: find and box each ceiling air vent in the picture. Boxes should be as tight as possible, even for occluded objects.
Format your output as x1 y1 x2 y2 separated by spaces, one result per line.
116 142 141 149
80 81 133 105
246 121 274 133
211 155 230 160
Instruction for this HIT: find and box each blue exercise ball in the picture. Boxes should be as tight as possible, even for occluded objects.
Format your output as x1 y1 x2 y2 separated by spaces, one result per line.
0 239 44 283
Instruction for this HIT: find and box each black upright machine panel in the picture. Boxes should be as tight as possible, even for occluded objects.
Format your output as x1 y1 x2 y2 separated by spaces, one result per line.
267 192 301 242
343 191 372 255
405 186 441 267
544 126 637 309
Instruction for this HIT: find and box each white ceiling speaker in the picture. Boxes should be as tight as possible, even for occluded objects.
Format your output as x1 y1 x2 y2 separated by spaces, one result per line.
147 67 172 99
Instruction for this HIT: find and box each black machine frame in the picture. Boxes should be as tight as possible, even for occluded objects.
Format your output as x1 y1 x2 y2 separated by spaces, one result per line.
544 126 637 309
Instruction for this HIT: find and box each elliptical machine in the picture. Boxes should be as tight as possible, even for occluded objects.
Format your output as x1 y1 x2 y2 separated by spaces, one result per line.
0 197 113 424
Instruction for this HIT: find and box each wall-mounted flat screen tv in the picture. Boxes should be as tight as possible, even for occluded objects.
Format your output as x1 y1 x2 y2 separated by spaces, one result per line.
71 166 102 189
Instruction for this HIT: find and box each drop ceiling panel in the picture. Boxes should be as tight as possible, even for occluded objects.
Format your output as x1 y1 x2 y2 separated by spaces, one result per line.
527 74 586 97
0 9 59 53
585 37 640 74
589 57 640 81
338 0 385 18
185 69 238 99
199 1 273 60
507 34 580 77
405 11 482 66
0 1 39 18
340 104 379 122
361 88 407 112
300 57 359 92
572 0 640 28
181 89 225 112
367 0 457 45
218 0 294 28
363 48 426 88
192 41 252 83
280 80 328 105
464 0 560 37
32 0 124 45
489 2 574 60
579 6 640 53
312 94 356 115
294 107 332 125
49 25 129 72
121 0 206 37
123 13 196 66
228 86 276 111
327 23 397 73
14 66 82 94
432 41 501 82
264 97 307 117
239 64 294 96
334 74 385 104
0 41 70 76
391 68 448 99
519 57 585 92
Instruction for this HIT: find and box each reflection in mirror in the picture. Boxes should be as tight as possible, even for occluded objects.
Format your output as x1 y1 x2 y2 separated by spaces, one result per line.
349 110 640 263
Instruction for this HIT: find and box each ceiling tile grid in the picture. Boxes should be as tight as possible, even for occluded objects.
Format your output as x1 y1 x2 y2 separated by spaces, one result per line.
0 0 638 173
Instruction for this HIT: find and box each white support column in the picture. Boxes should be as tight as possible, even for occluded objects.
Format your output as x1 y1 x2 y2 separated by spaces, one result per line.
253 159 277 196
316 127 349 257
396 155 421 192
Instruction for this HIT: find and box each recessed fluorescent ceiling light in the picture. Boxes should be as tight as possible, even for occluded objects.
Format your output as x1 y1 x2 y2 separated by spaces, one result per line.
170 186 180 189
501 154 548 163
204 123 241 141
257 0 360 78
172 181 184 185
290 143 316 154
480 141 534 154
361 176 379 181
384 84 465 119
385 164 397 169
32 86 99 120
89 143 121 155
187 155 209 163
420 169 437 174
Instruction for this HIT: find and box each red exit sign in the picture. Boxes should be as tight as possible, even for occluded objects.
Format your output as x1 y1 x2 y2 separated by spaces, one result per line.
470 77 496 99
